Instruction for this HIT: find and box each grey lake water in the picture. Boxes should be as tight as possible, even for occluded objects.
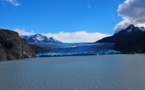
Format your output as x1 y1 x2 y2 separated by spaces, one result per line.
0 55 145 90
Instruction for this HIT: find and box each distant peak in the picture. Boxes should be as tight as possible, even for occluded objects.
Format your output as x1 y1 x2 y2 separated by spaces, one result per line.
35 33 42 36
125 24 139 33
21 33 62 43
127 24 135 29
114 24 144 35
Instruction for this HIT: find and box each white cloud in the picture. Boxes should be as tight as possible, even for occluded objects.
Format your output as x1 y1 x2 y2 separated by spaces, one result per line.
1 0 21 7
14 28 34 36
43 31 110 43
14 29 110 43
114 0 145 32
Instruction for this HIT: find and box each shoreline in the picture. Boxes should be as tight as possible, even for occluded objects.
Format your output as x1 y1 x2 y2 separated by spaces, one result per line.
1 54 145 62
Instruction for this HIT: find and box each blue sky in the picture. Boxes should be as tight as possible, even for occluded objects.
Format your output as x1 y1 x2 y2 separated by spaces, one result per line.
1 0 144 42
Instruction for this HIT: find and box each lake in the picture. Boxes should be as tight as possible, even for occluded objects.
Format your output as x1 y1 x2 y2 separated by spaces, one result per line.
0 55 145 90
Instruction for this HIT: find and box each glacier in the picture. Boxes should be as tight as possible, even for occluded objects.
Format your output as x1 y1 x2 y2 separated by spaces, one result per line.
32 43 121 57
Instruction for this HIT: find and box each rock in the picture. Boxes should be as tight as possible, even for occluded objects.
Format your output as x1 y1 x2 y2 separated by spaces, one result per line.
0 29 35 61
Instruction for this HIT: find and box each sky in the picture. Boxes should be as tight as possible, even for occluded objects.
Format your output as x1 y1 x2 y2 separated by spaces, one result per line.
0 0 145 42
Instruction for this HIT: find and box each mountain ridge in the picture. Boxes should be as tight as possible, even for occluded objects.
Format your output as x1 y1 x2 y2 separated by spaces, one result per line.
21 34 62 43
96 24 145 53
96 24 145 43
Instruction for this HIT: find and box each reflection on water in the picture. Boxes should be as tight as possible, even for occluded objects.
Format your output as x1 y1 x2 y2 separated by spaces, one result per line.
0 55 145 90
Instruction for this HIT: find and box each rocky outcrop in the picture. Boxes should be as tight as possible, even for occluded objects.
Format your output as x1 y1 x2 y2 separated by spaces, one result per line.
0 29 35 61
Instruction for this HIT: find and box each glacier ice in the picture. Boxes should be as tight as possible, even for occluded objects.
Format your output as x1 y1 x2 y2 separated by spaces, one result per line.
33 43 121 57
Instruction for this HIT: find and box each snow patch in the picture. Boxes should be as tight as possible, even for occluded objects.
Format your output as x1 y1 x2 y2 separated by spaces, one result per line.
35 35 45 41
139 27 145 31
127 28 132 32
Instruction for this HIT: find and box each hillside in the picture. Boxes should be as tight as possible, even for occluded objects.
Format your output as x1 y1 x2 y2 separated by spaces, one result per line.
0 29 35 61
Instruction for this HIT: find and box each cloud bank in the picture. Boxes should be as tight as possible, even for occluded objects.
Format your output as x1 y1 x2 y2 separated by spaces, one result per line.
1 0 21 7
14 28 34 36
14 29 110 43
44 31 110 43
114 0 145 32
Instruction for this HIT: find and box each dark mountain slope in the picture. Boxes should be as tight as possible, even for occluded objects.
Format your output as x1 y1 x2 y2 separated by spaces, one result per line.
0 29 35 61
114 32 145 53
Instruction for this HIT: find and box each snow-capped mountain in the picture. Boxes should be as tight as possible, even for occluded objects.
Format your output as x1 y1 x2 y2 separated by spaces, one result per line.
125 24 145 32
21 34 62 43
96 24 145 43
96 24 145 53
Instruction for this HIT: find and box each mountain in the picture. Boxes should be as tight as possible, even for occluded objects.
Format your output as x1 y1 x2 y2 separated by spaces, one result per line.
0 29 35 61
96 24 145 54
22 34 62 43
96 24 145 43
114 32 145 53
